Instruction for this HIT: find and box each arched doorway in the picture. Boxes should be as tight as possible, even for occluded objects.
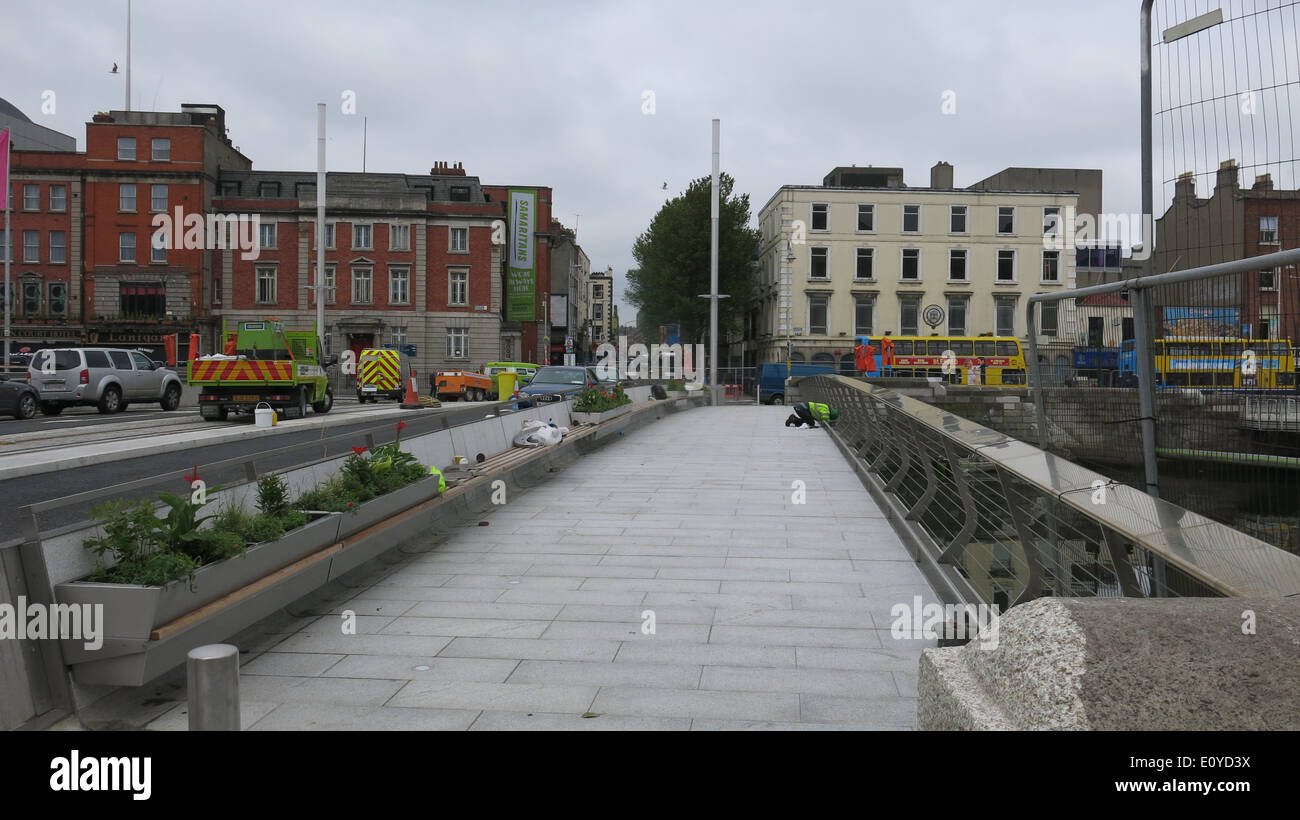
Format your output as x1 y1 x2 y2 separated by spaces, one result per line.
811 352 835 367
839 353 856 374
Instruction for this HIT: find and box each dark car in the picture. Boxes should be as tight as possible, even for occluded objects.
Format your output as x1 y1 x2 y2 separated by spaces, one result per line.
0 373 39 419
513 366 616 408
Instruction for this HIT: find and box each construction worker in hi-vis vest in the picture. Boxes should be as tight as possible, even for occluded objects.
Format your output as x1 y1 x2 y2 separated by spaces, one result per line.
785 400 839 428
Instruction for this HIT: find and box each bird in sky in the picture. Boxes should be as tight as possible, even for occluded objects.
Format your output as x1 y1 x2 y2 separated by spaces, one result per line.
661 182 667 190
111 63 118 73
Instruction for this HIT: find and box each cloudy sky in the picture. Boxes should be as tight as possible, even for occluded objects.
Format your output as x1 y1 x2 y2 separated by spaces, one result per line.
7 0 1272 323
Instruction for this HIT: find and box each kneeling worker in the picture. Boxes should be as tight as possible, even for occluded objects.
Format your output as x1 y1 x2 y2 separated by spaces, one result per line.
785 401 839 428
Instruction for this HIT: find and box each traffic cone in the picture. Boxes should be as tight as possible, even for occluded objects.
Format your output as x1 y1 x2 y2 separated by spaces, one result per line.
401 367 421 409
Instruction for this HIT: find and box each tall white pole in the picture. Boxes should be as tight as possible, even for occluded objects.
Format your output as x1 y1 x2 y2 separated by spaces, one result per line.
125 0 131 111
316 104 326 345
710 118 719 389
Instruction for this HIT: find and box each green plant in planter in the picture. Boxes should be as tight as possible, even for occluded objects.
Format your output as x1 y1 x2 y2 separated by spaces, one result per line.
256 473 292 518
667 379 686 391
573 385 632 413
84 499 199 588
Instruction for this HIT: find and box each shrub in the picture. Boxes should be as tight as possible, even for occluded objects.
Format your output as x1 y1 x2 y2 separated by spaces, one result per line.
256 473 292 518
573 385 632 413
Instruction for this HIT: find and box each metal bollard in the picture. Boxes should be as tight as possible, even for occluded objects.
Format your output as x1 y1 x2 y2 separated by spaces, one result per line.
187 644 240 731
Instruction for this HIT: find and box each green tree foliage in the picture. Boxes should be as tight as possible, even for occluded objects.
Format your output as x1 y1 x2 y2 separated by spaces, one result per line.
626 173 760 344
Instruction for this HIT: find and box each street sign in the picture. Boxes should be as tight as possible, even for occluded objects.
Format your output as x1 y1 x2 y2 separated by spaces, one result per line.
922 304 945 329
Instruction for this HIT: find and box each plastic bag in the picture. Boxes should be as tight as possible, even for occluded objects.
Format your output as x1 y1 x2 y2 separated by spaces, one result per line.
512 419 567 448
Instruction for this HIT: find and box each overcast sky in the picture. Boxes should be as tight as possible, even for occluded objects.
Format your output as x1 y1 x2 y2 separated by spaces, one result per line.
4 0 1223 323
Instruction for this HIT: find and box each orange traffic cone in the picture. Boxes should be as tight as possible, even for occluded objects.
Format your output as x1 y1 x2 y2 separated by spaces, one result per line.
401 367 421 409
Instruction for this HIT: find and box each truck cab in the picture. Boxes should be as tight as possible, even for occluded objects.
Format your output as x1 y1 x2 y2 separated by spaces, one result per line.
190 319 335 420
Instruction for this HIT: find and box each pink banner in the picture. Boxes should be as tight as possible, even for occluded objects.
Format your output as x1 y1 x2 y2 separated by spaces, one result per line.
0 128 8 210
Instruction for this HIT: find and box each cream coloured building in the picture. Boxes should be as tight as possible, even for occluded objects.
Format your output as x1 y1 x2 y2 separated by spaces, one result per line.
750 163 1086 371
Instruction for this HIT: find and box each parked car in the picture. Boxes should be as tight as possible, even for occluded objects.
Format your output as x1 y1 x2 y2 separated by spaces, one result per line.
513 365 616 408
756 362 837 405
0 373 39 419
28 347 185 415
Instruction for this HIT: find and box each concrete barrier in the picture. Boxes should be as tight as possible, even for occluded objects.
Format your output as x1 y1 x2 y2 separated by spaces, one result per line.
918 596 1300 730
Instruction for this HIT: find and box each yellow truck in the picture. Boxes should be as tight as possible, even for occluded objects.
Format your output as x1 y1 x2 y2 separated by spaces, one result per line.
357 348 415 403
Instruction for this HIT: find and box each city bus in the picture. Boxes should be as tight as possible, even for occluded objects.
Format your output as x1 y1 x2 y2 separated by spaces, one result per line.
1117 338 1296 389
868 335 1027 385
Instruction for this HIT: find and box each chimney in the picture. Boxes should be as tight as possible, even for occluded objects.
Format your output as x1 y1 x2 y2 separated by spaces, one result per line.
1215 159 1239 191
1253 173 1274 192
930 161 954 189
1175 171 1196 199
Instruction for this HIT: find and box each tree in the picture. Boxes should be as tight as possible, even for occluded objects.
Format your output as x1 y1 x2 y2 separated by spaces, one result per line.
625 173 760 346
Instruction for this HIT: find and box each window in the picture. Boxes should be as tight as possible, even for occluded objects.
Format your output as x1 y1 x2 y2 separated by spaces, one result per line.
950 205 967 233
1040 301 1058 337
151 232 166 263
119 232 136 262
258 181 280 198
220 181 240 197
811 203 829 231
947 297 968 336
449 269 468 305
22 282 40 314
352 267 373 304
594 304 604 320
23 185 39 210
119 282 165 316
449 226 468 251
353 224 372 249
1044 207 1061 236
1260 216 1279 243
1260 268 1277 290
108 350 132 368
810 247 828 279
447 327 469 358
903 204 920 233
151 184 167 212
152 138 171 161
259 223 276 249
117 137 136 160
390 224 410 251
592 284 604 299
389 266 410 304
1042 251 1060 282
854 296 874 335
997 206 1015 235
855 247 874 279
900 295 921 335
49 231 66 263
0 230 7 261
119 183 136 212
49 282 67 315
1260 305 1280 339
995 296 1016 336
50 185 66 212
23 231 39 262
997 250 1016 282
449 186 471 202
256 266 277 304
901 248 920 281
949 249 967 281
808 294 829 334
857 204 875 232
310 264 337 305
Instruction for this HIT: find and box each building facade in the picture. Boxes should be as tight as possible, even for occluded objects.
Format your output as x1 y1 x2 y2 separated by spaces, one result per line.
752 163 1082 371
587 267 614 348
547 220 589 364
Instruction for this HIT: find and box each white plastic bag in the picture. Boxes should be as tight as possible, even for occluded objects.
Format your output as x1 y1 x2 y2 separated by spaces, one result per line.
513 419 567 448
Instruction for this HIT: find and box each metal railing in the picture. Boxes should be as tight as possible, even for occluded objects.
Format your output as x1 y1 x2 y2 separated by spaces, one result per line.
801 374 1300 608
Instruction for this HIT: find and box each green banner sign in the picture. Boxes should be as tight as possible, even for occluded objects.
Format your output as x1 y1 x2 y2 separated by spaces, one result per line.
507 189 536 321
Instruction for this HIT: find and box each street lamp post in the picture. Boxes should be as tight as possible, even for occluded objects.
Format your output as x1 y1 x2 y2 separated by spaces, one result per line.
784 241 796 379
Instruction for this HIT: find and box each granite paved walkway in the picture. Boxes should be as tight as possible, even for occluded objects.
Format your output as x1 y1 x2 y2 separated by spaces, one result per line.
79 405 938 730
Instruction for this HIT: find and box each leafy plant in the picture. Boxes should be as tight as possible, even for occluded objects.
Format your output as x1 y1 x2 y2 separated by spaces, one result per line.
573 384 632 413
157 492 214 552
84 498 198 588
256 473 291 518
667 379 685 391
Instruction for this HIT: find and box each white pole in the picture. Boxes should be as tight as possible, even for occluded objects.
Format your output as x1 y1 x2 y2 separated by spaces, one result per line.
125 0 131 111
316 104 326 345
710 118 719 389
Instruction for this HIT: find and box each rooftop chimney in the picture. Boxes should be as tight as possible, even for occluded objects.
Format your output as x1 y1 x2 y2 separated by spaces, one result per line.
930 161 954 189
1215 159 1239 191
1253 173 1274 192
1175 171 1196 199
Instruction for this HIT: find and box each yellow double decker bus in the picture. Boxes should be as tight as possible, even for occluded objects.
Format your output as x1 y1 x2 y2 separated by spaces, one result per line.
1147 338 1296 389
872 335 1027 385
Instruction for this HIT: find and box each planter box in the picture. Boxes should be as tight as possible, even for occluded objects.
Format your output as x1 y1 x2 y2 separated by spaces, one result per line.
334 476 443 541
571 404 633 424
55 511 341 647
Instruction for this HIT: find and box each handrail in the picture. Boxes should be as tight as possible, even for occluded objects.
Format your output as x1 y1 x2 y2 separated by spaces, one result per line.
802 374 1300 600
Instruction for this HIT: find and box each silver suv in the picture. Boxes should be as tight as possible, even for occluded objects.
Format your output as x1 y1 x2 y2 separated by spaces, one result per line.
28 348 184 416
